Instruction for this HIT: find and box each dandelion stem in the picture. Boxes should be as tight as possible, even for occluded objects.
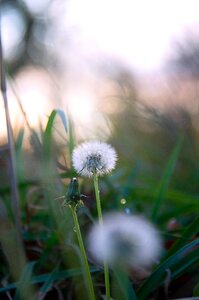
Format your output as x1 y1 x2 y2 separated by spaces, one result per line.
93 173 111 300
70 206 96 300
93 174 103 225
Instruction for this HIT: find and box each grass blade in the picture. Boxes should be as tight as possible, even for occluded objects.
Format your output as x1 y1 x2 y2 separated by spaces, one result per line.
43 109 67 155
0 267 99 294
14 261 36 300
113 268 137 300
137 238 199 300
151 135 183 221
45 109 67 134
38 268 59 299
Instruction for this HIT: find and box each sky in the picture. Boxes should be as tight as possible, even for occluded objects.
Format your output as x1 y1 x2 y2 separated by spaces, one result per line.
2 0 199 72
65 0 199 72
1 0 199 138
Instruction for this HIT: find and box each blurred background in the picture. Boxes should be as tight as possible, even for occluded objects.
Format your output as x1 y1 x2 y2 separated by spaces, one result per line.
1 2 199 298
1 0 199 195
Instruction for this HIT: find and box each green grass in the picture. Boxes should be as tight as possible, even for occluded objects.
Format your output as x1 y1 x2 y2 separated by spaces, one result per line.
0 108 199 299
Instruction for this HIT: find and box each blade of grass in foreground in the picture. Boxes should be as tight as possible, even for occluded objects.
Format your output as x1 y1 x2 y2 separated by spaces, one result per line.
0 267 99 294
151 134 184 221
43 109 67 156
113 268 137 300
137 238 199 300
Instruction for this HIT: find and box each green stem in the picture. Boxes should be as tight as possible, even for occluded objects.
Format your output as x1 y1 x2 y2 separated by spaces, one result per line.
70 206 96 300
93 173 111 300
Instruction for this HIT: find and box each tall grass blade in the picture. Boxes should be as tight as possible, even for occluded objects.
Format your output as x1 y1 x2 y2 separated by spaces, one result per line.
137 238 199 300
151 134 183 221
43 109 67 155
113 268 137 300
0 14 21 234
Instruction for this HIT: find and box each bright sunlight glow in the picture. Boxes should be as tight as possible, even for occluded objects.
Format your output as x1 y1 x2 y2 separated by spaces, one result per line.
66 92 96 124
65 0 199 71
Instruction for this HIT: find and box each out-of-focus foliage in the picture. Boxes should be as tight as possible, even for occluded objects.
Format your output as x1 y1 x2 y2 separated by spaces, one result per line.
170 35 199 78
1 0 56 74
1 1 199 299
1 105 199 299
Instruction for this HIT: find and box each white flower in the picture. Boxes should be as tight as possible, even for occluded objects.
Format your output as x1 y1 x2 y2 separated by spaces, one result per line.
88 213 162 268
72 141 117 177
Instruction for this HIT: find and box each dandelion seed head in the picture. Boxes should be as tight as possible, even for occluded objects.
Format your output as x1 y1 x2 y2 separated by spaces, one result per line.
72 141 117 177
88 213 162 268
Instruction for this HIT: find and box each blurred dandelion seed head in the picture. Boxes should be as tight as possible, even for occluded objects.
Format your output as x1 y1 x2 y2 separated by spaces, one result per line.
88 213 162 268
72 141 117 177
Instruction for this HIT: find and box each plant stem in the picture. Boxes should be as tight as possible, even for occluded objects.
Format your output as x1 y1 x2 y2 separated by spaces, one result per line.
0 16 21 236
70 206 96 300
67 111 75 168
93 173 111 300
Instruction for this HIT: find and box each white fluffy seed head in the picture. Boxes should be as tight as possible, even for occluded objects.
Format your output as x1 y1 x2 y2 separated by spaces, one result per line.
88 213 162 269
72 141 117 177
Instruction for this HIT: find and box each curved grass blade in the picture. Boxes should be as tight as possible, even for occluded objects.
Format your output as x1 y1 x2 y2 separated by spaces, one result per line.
113 268 137 300
171 246 199 279
45 109 67 134
137 238 199 300
0 267 99 294
43 109 67 156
